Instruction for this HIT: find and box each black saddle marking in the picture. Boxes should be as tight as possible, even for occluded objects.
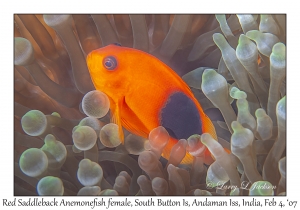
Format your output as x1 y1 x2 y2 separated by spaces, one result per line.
159 92 202 140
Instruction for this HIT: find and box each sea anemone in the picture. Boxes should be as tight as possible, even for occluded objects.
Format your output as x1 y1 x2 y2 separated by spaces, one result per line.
14 14 286 196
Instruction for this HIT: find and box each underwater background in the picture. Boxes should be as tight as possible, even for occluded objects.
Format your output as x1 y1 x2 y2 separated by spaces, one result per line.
12 13 288 196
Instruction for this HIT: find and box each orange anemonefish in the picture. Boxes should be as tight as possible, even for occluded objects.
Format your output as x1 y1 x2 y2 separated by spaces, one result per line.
86 44 217 164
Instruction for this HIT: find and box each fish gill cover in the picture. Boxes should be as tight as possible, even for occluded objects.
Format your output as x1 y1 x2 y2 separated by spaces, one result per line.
14 14 286 196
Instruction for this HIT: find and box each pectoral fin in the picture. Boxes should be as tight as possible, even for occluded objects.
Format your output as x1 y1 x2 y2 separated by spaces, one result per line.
121 104 149 138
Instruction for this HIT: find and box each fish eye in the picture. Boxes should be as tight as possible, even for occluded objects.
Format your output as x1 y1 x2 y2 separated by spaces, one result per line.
103 56 117 70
